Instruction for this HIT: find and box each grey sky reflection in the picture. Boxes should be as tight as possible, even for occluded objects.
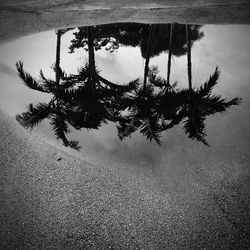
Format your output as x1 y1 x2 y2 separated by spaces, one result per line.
0 25 249 179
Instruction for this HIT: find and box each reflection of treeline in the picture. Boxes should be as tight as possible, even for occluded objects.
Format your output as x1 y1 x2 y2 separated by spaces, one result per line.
117 66 240 145
15 24 241 150
69 23 204 58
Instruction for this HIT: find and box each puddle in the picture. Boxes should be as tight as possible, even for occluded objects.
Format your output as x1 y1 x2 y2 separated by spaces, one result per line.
0 23 249 179
1 19 250 250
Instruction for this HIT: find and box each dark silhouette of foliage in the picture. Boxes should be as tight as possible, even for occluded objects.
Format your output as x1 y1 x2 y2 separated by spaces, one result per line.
16 102 53 129
15 27 137 151
117 82 163 144
167 23 174 85
159 67 241 145
15 64 82 151
69 23 148 53
180 25 241 145
16 61 50 93
62 26 138 130
143 24 156 87
69 23 204 59
117 65 241 146
15 24 241 150
15 29 82 151
140 24 204 59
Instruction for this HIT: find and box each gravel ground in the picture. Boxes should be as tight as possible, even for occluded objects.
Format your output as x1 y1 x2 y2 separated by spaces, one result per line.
0 1 250 248
0 109 249 249
0 0 250 43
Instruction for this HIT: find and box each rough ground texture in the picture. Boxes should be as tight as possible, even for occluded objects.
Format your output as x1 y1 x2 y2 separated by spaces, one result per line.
0 1 250 249
1 110 250 249
0 0 250 42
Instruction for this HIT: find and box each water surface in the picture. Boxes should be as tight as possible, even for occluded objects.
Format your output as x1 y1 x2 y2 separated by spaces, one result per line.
0 24 249 190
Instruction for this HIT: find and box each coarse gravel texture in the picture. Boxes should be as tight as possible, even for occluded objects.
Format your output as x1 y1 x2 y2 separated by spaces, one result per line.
1 108 250 249
1 1 250 248
0 0 250 43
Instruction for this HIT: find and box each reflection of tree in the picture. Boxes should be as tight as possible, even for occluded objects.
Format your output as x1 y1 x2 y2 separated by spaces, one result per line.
169 24 241 145
118 22 241 146
15 29 81 150
167 23 174 85
15 24 241 150
143 24 156 87
80 26 138 92
186 24 193 93
70 23 203 92
117 82 163 144
69 23 204 103
15 62 82 150
69 23 145 53
58 64 137 131
62 26 138 129
69 23 204 59
123 22 240 145
159 67 241 145
140 24 203 59
118 67 241 145
15 27 137 150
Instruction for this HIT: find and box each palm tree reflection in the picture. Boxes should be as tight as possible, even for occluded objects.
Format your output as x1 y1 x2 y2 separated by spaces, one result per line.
159 67 241 145
16 29 81 150
117 80 163 144
15 28 137 150
15 24 241 150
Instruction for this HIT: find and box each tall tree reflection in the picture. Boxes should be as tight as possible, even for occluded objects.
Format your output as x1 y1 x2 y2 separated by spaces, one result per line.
70 23 204 88
15 24 241 150
118 24 241 145
57 26 137 129
117 80 163 144
15 27 136 150
69 23 203 58
16 29 82 150
158 67 241 145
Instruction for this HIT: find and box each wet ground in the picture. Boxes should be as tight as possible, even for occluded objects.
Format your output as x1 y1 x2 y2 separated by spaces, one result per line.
0 2 250 247
1 0 249 10
0 0 250 42
1 23 249 164
0 23 250 248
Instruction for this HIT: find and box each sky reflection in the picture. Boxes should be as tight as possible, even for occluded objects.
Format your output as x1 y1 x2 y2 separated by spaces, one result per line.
0 24 249 180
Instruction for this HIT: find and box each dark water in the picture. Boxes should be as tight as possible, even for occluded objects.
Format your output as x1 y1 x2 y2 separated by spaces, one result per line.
0 23 249 180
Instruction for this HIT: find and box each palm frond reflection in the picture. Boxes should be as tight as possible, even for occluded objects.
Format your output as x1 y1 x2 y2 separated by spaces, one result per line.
15 23 241 150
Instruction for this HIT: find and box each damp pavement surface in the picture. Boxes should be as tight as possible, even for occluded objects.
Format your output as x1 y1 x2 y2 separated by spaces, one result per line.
0 109 250 248
0 1 250 248
0 0 250 42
